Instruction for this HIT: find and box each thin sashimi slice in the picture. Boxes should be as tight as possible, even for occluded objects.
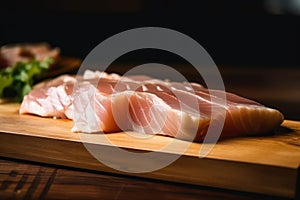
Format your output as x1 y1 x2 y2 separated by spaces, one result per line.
19 71 123 119
19 75 76 119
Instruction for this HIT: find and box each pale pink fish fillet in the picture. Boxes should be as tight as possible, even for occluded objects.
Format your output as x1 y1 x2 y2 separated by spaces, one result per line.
19 75 76 119
71 71 284 141
20 70 284 141
19 71 124 119
72 81 208 141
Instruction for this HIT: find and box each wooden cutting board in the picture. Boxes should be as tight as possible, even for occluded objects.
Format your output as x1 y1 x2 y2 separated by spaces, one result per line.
0 103 299 198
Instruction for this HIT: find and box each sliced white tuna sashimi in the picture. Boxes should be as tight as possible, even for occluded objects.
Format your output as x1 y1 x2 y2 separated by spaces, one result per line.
20 70 284 141
19 75 76 119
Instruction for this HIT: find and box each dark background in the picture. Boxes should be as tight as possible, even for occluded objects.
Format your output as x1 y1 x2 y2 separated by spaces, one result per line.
1 0 299 67
1 0 300 119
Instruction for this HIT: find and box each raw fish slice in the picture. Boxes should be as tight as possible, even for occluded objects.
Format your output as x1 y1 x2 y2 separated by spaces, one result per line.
72 81 207 141
19 75 75 119
20 70 284 141
72 75 283 141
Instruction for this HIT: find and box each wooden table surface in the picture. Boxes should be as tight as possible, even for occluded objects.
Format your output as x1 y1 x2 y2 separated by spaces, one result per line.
0 156 290 200
0 66 299 200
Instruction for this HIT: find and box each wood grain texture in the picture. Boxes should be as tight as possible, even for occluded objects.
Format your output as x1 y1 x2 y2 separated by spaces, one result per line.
0 158 289 200
0 103 299 198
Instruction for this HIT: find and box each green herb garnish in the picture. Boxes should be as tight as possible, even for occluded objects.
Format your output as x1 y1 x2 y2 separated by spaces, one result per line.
0 57 53 102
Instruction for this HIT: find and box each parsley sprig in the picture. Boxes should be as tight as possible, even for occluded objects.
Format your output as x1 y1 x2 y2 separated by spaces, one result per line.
0 57 53 102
